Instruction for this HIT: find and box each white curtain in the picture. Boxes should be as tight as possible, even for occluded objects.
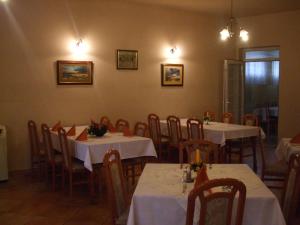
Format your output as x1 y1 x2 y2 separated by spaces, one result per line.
245 61 279 85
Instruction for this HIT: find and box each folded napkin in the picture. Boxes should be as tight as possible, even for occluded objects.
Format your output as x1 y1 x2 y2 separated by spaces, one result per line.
194 166 212 194
290 133 300 144
51 121 61 131
194 166 209 188
66 125 76 136
123 127 133 137
108 122 116 132
76 128 88 141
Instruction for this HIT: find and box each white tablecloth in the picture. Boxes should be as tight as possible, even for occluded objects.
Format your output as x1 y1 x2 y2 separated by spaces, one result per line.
51 126 157 171
127 164 286 225
160 119 265 146
275 138 300 162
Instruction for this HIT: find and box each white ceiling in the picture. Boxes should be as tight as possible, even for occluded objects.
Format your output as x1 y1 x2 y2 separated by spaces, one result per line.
127 0 300 17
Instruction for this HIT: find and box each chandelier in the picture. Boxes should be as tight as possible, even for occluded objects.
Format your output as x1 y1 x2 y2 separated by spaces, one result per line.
219 0 249 42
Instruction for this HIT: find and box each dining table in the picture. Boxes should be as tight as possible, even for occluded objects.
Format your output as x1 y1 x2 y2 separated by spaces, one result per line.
51 125 157 171
127 163 286 225
275 138 300 162
160 119 265 171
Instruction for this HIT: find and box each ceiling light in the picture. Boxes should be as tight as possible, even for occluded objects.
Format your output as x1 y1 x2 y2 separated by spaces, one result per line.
219 0 249 42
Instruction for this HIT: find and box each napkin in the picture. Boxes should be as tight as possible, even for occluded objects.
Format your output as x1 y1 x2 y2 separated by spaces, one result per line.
66 125 76 136
290 133 300 144
194 166 212 194
194 166 209 188
108 122 116 132
76 128 88 141
123 127 133 137
51 121 61 131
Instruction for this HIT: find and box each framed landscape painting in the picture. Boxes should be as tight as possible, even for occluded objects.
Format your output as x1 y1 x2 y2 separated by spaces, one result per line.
117 49 138 70
161 64 184 86
57 61 93 85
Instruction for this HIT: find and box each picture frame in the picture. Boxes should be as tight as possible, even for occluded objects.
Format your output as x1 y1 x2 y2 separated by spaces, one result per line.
161 64 184 86
57 60 93 85
116 49 138 70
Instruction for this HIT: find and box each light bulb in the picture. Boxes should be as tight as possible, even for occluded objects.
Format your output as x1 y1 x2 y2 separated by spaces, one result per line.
220 28 230 41
239 29 249 42
1 0 8 2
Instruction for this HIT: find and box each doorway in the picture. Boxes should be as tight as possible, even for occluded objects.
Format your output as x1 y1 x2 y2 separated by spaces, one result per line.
223 47 280 140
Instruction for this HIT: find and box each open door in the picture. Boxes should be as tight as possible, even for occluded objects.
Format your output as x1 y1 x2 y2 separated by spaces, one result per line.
223 60 244 124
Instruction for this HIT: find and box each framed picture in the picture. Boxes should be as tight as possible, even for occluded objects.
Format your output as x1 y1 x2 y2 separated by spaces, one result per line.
116 49 138 70
161 64 184 86
57 60 93 85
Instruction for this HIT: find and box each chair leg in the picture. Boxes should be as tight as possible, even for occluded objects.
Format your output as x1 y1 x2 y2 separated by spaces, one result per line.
52 164 56 191
62 168 65 191
69 173 73 197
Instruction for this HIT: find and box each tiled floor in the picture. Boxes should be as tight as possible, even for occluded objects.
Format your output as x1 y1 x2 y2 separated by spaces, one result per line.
0 140 299 225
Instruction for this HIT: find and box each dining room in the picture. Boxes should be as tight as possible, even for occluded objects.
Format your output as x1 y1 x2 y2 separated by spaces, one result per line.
0 0 300 225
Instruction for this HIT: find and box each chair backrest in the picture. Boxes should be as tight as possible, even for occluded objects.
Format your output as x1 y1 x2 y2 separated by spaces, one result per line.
41 123 54 162
187 118 204 140
186 178 246 225
282 154 300 224
115 119 130 132
100 116 110 126
147 113 162 146
167 115 182 146
103 149 129 222
58 127 72 171
203 111 216 121
134 122 148 137
28 120 40 157
242 114 258 126
222 112 233 124
179 139 217 165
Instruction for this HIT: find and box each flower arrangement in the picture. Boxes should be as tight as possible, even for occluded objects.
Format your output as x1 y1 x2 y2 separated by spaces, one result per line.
88 122 107 137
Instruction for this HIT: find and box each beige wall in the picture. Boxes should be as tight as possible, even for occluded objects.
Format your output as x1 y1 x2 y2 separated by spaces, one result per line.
237 10 300 138
0 0 234 171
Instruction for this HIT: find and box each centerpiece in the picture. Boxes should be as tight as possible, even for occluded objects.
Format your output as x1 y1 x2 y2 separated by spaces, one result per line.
190 149 203 172
203 116 210 125
88 122 107 137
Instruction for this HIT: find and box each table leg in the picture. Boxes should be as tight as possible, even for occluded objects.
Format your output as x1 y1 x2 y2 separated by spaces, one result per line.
251 136 258 173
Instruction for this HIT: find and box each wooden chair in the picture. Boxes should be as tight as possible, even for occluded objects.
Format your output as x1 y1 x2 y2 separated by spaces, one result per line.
186 178 246 225
258 132 288 189
281 154 300 224
243 114 258 126
100 116 110 126
115 119 130 132
179 139 218 166
226 114 259 172
187 118 204 140
167 115 184 162
103 149 130 225
41 123 63 191
203 111 216 121
148 113 169 160
134 122 148 137
222 112 233 124
58 127 95 197
28 120 45 179
123 121 148 186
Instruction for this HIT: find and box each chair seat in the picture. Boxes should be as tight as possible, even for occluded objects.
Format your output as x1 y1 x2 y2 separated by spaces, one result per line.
116 208 129 225
161 136 169 143
265 161 288 176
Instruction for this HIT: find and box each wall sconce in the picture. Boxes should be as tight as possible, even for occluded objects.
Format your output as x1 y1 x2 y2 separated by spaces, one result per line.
69 38 89 57
168 46 181 58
